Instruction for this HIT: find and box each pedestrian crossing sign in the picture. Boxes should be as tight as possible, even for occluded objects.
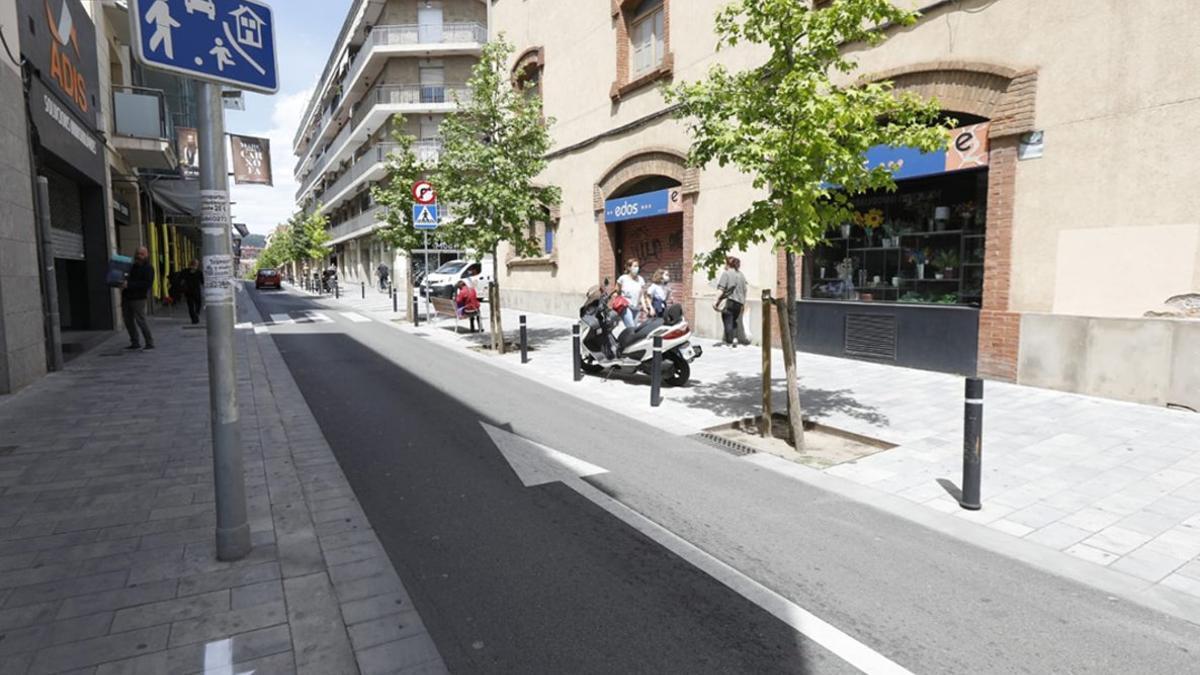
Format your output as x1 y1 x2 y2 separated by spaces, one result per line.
413 204 440 230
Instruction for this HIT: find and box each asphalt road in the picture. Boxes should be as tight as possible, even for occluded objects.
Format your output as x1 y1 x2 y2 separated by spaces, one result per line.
249 286 1200 674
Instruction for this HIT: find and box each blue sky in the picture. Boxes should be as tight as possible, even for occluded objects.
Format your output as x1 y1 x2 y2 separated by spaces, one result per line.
226 0 351 235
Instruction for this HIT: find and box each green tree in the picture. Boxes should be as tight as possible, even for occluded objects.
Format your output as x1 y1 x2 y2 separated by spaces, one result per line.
434 37 561 353
665 0 952 448
372 121 436 323
288 208 331 265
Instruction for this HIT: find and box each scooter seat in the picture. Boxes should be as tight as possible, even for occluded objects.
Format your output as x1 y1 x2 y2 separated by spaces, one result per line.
618 319 663 350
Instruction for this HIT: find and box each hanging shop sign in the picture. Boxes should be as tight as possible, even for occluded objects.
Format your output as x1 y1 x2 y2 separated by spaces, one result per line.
230 134 273 185
18 0 101 125
865 123 991 181
604 187 684 224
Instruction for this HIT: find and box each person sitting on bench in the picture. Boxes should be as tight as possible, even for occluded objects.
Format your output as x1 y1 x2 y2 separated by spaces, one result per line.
454 280 482 332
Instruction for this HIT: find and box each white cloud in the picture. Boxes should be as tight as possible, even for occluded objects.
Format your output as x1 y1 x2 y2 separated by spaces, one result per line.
228 88 311 235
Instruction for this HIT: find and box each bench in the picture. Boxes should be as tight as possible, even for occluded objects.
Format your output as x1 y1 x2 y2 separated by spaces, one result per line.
429 296 481 333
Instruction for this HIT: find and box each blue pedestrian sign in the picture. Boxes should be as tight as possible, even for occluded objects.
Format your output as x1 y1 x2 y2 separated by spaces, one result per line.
413 204 440 230
130 0 279 94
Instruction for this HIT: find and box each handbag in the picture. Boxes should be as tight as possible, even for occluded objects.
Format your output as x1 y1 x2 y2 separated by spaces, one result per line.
610 294 630 314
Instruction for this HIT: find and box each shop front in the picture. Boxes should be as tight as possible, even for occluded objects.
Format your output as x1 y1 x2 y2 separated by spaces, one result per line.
603 181 687 316
20 0 114 331
799 122 991 375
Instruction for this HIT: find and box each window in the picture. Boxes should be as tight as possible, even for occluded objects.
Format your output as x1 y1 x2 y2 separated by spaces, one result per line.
630 0 665 77
544 224 555 255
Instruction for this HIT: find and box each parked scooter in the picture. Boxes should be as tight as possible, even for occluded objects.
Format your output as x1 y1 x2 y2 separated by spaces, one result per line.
578 282 702 386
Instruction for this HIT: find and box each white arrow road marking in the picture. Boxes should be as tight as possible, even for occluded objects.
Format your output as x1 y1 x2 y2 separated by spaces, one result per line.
340 312 372 323
483 422 912 675
268 313 294 325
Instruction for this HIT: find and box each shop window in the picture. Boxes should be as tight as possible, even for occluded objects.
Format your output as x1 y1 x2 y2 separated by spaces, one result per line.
804 169 988 307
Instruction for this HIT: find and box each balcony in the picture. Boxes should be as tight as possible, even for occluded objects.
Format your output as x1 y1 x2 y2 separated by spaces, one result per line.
314 140 444 214
111 86 177 170
329 205 389 245
293 21 485 176
296 84 466 203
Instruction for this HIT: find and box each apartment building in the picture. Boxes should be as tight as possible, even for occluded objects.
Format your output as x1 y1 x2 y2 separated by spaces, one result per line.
292 0 489 289
490 0 1200 409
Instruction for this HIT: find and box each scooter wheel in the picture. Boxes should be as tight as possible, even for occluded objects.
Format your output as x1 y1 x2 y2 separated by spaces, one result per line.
665 351 690 387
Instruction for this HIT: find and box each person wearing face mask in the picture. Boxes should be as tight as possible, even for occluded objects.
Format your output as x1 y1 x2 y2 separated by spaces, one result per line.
648 269 672 317
616 258 649 328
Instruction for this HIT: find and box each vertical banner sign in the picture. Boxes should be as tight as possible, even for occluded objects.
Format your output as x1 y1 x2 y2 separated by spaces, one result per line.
230 134 272 185
200 189 234 304
177 127 200 178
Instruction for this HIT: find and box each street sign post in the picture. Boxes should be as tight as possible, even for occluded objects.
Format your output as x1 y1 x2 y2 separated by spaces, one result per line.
128 0 279 562
411 201 440 321
130 0 279 94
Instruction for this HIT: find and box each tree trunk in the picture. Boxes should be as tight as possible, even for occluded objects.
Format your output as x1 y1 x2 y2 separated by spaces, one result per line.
491 245 505 354
774 298 805 450
786 252 798 337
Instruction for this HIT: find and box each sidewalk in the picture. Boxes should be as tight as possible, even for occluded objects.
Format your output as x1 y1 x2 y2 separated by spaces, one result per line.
0 287 444 675
316 287 1200 614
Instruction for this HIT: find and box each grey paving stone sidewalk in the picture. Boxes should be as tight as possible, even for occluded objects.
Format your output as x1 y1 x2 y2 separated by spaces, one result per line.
0 287 444 675
310 288 1200 609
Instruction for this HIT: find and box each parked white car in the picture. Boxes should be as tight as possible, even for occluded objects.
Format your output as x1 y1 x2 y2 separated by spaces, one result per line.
422 259 494 298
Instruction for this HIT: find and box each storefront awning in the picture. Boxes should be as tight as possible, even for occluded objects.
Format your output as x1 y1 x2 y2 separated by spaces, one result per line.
146 178 201 218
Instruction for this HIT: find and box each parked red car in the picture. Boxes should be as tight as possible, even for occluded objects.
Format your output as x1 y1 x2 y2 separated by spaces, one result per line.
255 269 282 290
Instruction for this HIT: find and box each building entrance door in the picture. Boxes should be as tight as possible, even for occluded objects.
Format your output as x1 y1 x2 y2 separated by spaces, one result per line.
616 213 684 310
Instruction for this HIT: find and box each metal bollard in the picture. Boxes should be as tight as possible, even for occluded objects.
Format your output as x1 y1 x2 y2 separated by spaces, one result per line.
960 377 984 510
519 315 529 364
650 335 663 407
361 282 366 299
572 323 583 381
412 296 420 326
392 287 398 313
335 282 340 299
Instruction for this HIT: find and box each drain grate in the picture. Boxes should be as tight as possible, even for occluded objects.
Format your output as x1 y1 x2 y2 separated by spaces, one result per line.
844 314 897 361
690 432 758 457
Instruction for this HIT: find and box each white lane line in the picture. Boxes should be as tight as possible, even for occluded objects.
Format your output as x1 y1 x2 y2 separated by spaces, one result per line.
304 311 334 324
567 477 914 675
253 325 269 335
269 313 294 325
340 312 372 323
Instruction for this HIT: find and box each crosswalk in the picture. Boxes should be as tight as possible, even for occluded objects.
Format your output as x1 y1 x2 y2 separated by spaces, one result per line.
262 310 371 327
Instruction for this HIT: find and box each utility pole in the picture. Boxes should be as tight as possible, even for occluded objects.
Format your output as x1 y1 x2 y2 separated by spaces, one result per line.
197 81 251 561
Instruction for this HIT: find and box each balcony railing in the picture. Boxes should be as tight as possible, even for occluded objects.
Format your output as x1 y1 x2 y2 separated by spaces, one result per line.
329 205 388 243
295 21 484 175
297 85 466 200
112 85 174 141
316 143 398 207
414 139 443 163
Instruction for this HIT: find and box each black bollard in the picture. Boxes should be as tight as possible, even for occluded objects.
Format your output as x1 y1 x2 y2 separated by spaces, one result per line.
392 287 398 313
335 282 340 299
361 282 366 299
572 323 582 381
960 377 984 510
650 336 663 407
519 315 528 364
412 295 420 326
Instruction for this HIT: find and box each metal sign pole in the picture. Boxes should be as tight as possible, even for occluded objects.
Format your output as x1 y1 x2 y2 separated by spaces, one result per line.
423 231 431 321
197 81 250 561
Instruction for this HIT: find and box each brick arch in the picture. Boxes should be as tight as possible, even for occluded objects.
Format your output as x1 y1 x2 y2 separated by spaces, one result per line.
594 148 699 324
594 148 698 210
863 61 1040 381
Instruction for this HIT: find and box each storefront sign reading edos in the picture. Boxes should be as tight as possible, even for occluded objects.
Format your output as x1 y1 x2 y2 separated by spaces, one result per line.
604 187 684 223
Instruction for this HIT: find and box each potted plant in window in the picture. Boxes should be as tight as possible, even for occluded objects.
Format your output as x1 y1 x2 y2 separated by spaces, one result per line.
905 247 930 280
881 222 899 248
861 208 884 245
933 249 959 280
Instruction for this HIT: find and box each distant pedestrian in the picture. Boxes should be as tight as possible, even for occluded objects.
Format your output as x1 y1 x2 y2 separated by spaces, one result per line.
616 258 650 328
454 280 481 332
180 259 204 325
714 256 748 347
122 247 155 350
376 262 390 291
649 269 672 317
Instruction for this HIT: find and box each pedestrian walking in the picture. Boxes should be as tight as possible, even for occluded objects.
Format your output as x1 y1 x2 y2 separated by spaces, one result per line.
616 258 650 328
377 262 390 291
122 247 155 350
649 269 672 317
180 259 204 325
714 256 748 347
